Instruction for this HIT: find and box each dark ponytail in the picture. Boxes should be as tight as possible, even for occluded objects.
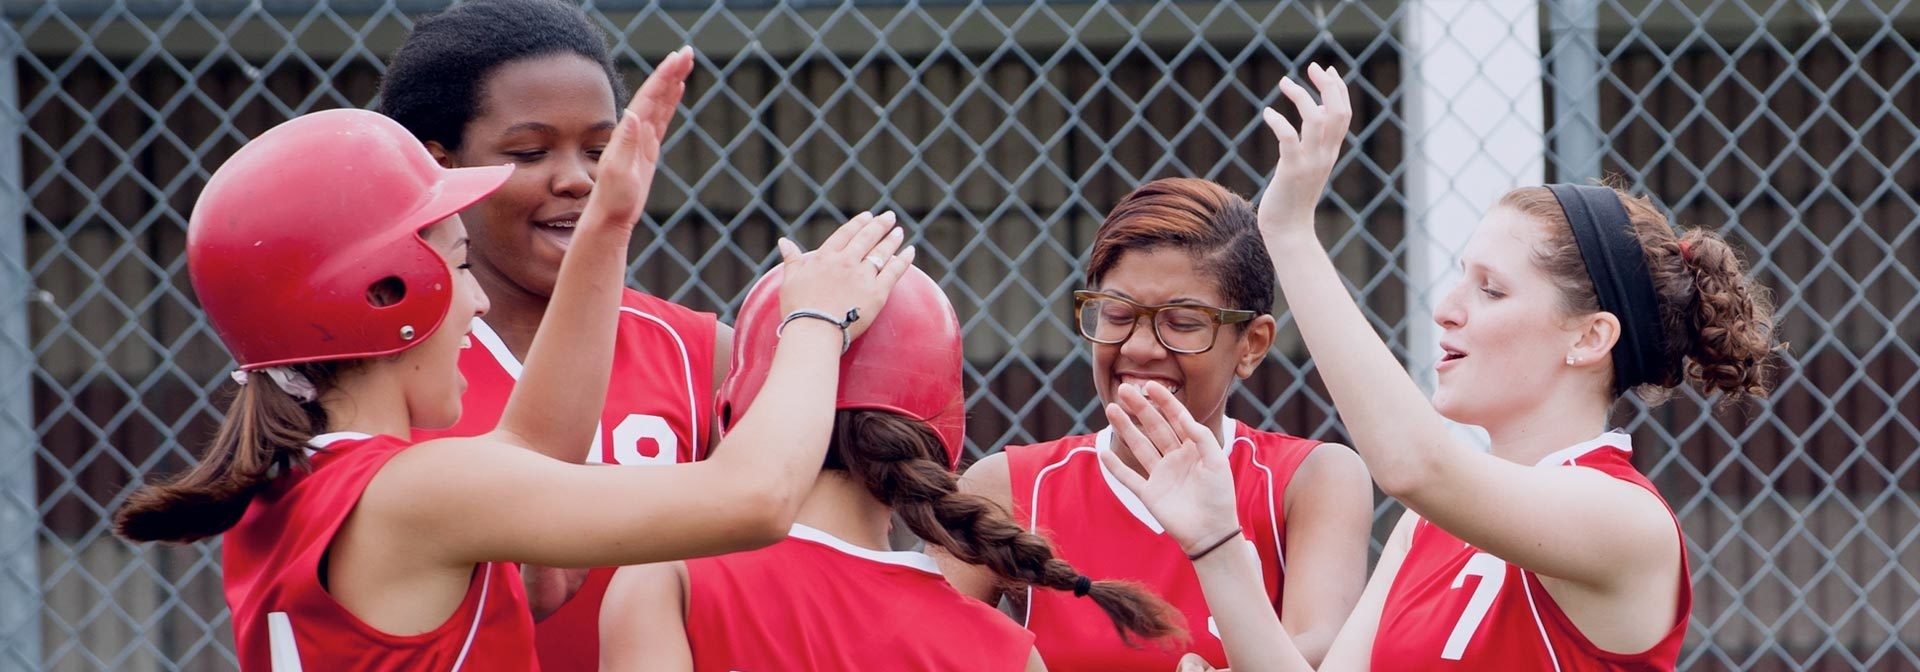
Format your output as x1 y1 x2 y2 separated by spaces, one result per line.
113 362 342 543
827 410 1187 645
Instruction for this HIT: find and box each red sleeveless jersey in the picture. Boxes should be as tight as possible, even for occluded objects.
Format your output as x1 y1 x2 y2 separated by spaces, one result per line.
1006 418 1320 670
412 288 717 672
682 524 1036 671
1371 433 1691 671
223 432 536 671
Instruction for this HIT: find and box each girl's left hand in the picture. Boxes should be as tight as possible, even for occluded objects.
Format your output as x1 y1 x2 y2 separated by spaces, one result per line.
1100 382 1242 556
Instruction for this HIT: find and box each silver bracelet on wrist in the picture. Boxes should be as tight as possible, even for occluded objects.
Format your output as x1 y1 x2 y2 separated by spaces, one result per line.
777 308 860 354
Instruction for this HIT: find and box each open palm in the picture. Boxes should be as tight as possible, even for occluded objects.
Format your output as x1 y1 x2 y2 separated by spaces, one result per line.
583 46 695 233
1101 383 1242 554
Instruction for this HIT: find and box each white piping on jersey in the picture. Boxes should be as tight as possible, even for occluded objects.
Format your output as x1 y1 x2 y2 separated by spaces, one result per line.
469 318 523 379
617 307 701 455
267 611 304 671
1238 422 1286 573
787 524 944 575
1023 445 1103 627
305 431 374 458
1533 431 1633 468
448 562 493 672
468 307 703 461
1521 570 1566 672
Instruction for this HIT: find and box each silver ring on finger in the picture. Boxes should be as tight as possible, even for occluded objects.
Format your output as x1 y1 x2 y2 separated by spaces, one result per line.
865 255 886 272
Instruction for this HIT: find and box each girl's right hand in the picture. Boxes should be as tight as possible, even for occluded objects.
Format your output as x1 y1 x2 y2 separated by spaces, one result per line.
775 211 915 341
1254 62 1351 247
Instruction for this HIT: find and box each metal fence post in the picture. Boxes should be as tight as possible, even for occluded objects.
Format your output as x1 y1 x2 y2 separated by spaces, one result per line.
1401 0 1545 446
1547 0 1605 184
0 16 42 672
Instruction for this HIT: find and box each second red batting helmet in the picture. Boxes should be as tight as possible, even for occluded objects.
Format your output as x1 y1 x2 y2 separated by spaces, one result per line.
719 264 967 469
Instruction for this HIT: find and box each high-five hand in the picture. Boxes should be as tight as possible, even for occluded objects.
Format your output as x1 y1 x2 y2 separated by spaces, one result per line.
1256 63 1352 247
582 46 696 233
1099 382 1241 555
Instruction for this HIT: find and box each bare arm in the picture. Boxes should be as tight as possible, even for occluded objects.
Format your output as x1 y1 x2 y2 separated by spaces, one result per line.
1314 509 1417 672
600 562 694 672
367 208 916 570
1277 444 1372 665
930 451 1016 604
1253 64 1676 591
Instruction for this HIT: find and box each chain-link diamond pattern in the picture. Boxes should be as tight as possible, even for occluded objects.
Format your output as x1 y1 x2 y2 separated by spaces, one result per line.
3 1 1915 670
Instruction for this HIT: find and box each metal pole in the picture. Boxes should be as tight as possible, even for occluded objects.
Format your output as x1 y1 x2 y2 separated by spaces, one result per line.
1402 0 1545 447
0 16 39 672
1548 0 1605 184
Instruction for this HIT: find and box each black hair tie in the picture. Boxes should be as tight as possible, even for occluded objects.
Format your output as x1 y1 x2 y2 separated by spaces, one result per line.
1072 575 1092 598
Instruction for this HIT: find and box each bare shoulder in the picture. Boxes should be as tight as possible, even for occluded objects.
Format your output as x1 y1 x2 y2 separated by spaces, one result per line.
608 560 688 600
958 450 1014 509
1285 442 1370 505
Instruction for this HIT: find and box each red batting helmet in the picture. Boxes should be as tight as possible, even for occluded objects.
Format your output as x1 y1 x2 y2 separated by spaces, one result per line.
719 264 968 469
186 108 512 370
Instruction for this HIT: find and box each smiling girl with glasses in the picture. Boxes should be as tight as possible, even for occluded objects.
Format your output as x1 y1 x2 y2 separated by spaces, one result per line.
933 177 1374 670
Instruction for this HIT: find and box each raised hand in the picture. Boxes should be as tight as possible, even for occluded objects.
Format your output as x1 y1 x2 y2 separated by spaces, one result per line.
582 46 696 233
1099 382 1241 555
775 211 915 341
1255 62 1352 246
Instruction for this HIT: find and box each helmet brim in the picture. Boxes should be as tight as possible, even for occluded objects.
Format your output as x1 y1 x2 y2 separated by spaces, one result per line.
408 163 515 233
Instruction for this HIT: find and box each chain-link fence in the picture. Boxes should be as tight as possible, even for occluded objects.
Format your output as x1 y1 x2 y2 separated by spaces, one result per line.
3 0 1916 670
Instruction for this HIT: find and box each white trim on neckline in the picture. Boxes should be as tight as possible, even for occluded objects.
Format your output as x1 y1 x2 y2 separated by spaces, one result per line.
1533 431 1633 468
468 318 523 380
305 432 374 457
1093 416 1244 534
787 524 943 575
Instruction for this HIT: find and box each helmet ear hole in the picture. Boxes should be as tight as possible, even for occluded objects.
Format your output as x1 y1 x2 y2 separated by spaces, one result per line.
366 277 407 308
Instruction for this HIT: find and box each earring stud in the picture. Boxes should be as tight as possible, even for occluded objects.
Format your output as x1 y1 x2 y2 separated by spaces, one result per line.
1566 355 1576 365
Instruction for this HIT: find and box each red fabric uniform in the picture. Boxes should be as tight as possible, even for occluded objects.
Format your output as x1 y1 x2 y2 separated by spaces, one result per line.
413 289 717 672
1006 418 1320 671
682 524 1036 671
1371 433 1691 671
223 432 536 671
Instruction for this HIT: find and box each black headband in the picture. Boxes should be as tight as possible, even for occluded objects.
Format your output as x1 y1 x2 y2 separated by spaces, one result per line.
1546 184 1668 394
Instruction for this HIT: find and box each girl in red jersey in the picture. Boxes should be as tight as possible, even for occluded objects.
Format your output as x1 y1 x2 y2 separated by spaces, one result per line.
377 3 745 667
112 51 918 671
1101 64 1779 672
598 265 1185 672
932 178 1374 670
